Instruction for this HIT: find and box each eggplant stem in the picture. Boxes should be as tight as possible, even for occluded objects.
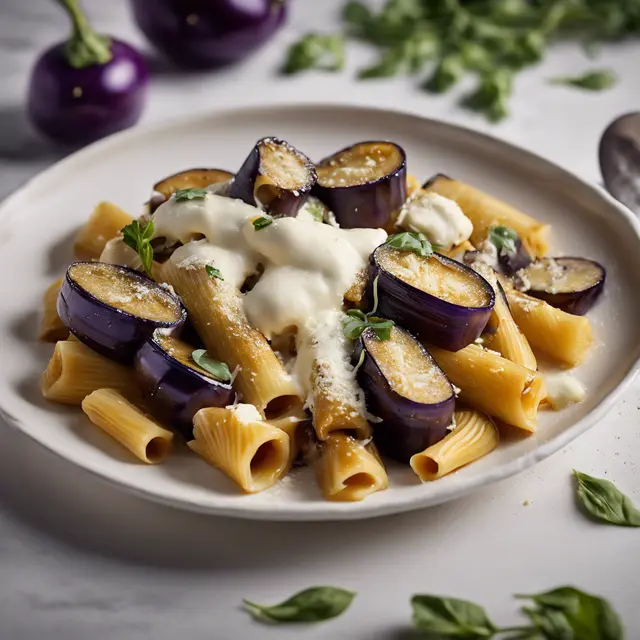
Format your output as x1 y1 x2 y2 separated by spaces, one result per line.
56 0 112 68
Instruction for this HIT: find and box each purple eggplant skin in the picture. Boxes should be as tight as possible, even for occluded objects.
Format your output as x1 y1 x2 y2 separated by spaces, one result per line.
57 263 186 364
134 336 234 440
314 142 407 229
130 0 287 70
422 173 451 189
498 238 532 275
353 330 454 463
524 257 606 316
368 248 495 351
228 137 316 216
28 39 148 147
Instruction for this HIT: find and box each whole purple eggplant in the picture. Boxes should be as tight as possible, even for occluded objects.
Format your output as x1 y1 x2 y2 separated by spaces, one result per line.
354 327 454 463
58 262 186 363
28 0 149 146
134 333 234 440
130 0 287 69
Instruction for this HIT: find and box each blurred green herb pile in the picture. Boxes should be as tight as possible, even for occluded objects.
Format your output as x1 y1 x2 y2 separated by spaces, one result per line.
284 0 639 121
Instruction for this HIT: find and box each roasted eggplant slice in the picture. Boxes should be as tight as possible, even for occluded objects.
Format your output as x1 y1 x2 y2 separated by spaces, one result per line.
516 257 605 315
134 332 234 439
150 168 234 212
58 262 186 363
314 141 407 229
354 326 454 462
228 137 316 217
369 245 495 351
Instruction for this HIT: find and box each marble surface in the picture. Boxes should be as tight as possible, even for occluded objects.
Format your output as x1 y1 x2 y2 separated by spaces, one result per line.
1 1 640 638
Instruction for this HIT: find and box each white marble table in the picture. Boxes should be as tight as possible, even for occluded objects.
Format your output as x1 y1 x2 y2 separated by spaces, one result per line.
1 2 640 638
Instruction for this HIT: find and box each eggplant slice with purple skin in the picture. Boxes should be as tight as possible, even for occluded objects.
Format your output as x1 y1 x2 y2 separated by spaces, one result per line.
228 137 316 217
354 326 455 463
149 168 234 213
314 141 407 229
369 245 495 351
58 262 186 363
134 332 234 440
516 257 605 315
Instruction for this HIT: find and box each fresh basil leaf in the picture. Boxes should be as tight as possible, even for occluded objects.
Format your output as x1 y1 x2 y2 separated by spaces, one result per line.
253 216 273 231
191 349 232 382
463 69 513 123
121 219 155 277
522 606 573 640
488 225 519 255
243 586 355 623
341 313 395 342
367 318 395 341
346 309 367 321
517 586 624 640
424 54 465 93
573 470 640 527
174 188 208 202
282 34 345 75
342 315 367 340
358 46 408 79
206 264 223 280
385 231 434 258
549 69 616 91
411 594 496 638
343 0 372 29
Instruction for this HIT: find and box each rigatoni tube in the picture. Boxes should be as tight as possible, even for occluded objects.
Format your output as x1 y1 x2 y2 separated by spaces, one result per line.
410 411 499 481
74 201 134 260
82 389 173 463
39 278 69 342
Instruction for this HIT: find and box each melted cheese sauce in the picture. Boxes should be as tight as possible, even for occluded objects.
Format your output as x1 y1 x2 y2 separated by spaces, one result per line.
151 192 386 398
69 263 181 322
396 191 472 250
365 326 452 404
376 246 489 307
544 372 586 410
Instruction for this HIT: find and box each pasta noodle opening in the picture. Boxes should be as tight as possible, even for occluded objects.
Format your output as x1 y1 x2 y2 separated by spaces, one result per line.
343 472 376 490
250 440 288 483
412 457 439 480
264 395 300 419
146 436 172 463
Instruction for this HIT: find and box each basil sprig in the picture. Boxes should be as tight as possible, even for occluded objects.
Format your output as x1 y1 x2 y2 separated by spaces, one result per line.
121 219 154 277
342 275 395 341
282 34 345 74
549 69 617 92
206 264 223 280
191 349 231 382
243 586 355 623
385 231 435 258
253 216 273 231
574 470 640 527
411 595 497 638
488 225 519 255
174 187 208 202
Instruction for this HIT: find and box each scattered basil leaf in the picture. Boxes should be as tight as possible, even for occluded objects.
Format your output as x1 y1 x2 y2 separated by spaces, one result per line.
206 264 223 280
191 349 232 382
121 219 155 277
463 69 513 122
282 34 345 75
517 586 624 640
342 313 394 342
522 606 573 640
253 216 273 231
346 308 367 322
549 69 617 91
385 231 435 258
424 54 465 93
243 586 355 623
174 188 208 202
411 594 497 638
488 225 519 254
573 470 640 527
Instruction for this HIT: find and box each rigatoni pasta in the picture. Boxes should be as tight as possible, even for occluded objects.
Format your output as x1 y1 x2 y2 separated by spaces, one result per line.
191 405 290 493
82 389 173 463
410 411 499 481
39 278 69 343
74 201 133 260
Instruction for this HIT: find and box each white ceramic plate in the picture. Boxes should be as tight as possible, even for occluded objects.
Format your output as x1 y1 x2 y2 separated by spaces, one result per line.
1 104 639 521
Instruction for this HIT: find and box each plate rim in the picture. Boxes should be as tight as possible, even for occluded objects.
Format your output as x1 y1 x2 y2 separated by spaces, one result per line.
1 102 639 521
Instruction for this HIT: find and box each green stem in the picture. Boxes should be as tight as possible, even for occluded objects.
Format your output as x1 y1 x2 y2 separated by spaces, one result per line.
55 0 111 68
495 625 537 635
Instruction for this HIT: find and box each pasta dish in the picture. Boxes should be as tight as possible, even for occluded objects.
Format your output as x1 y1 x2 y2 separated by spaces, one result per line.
38 137 605 502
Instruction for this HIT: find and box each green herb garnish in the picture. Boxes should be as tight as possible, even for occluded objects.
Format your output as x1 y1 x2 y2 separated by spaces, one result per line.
385 231 435 258
343 275 395 342
174 188 208 202
284 1 637 122
573 470 640 527
191 349 232 382
243 586 355 623
121 219 154 277
252 216 273 231
282 34 345 75
488 225 519 254
205 264 223 280
549 69 617 91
